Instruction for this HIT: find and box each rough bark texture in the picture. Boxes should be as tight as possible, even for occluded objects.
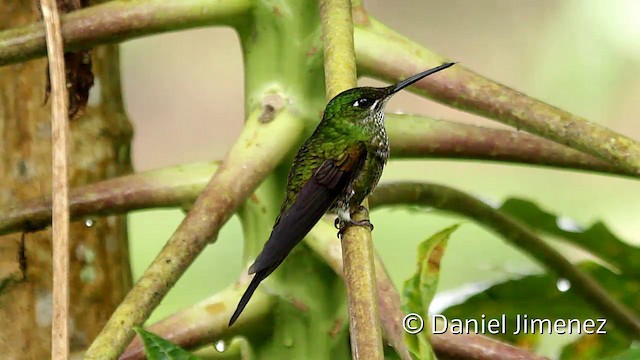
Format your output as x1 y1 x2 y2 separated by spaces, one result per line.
0 2 133 358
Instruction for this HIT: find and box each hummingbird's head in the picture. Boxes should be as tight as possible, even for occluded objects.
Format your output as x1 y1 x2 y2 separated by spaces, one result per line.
325 62 455 125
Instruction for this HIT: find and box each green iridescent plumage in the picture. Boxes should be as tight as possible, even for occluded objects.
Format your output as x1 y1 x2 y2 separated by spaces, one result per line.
281 86 388 214
229 63 455 326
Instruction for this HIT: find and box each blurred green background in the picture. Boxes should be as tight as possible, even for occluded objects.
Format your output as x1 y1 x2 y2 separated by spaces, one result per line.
118 1 640 358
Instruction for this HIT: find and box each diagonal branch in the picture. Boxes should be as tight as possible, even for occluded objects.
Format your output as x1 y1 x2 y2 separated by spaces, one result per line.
386 114 633 177
319 0 383 359
84 104 304 359
354 17 640 175
369 182 640 340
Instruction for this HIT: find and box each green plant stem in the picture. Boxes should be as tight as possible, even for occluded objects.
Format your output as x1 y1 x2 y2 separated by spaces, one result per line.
84 106 304 359
386 114 632 177
237 174 285 265
0 0 252 66
369 182 640 340
354 17 640 175
320 0 383 359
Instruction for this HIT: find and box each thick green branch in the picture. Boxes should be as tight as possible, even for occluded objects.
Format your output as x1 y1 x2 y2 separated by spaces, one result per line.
0 0 251 66
320 1 383 359
386 114 632 177
355 18 640 175
369 182 640 339
84 105 304 359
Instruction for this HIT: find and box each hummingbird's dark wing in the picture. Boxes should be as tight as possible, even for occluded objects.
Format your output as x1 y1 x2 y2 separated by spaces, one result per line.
228 142 367 326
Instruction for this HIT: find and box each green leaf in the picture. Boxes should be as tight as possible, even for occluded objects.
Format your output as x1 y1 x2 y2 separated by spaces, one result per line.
402 224 460 360
435 197 640 354
134 327 202 360
500 198 640 275
560 330 629 360
602 348 640 360
443 262 639 355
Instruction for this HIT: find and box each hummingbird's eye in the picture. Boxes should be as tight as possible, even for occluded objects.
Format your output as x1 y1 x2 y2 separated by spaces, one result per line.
352 98 372 108
353 98 373 108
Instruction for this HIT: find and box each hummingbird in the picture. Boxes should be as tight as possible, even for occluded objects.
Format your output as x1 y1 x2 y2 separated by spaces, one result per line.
228 62 455 326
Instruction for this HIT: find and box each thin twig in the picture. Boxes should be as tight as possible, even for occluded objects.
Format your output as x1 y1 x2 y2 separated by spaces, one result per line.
41 0 71 358
369 182 640 339
320 0 383 359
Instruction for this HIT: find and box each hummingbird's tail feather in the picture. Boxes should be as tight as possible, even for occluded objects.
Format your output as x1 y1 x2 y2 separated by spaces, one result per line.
228 268 271 326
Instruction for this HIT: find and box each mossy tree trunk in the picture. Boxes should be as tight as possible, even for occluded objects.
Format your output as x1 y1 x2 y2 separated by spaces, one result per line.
0 2 133 358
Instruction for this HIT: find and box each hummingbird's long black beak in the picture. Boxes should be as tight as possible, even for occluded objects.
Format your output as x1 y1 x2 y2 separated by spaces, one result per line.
388 62 456 96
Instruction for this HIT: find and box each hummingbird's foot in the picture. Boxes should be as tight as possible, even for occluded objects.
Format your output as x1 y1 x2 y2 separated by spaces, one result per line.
334 217 341 230
352 219 374 232
355 205 368 213
336 219 375 239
